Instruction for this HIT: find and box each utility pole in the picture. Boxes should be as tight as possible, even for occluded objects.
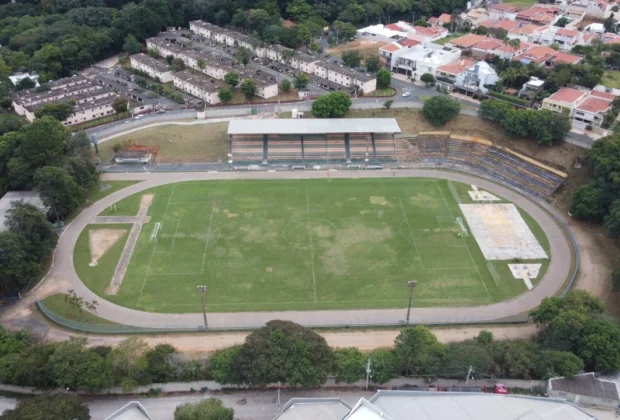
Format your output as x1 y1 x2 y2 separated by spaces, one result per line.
406 280 417 324
196 285 208 328
365 358 372 390
465 365 474 386
277 381 281 406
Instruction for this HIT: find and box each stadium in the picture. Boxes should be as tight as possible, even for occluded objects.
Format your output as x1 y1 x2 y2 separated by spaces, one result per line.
49 118 574 328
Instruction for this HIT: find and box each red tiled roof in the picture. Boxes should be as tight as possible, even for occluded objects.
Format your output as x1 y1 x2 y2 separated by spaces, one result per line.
472 39 504 50
400 38 421 47
510 23 541 35
489 3 521 12
576 96 613 113
414 25 447 37
479 19 520 31
450 33 487 48
518 45 558 59
553 52 582 64
282 19 296 28
428 17 439 24
385 23 404 31
380 43 402 52
548 87 587 104
591 90 617 100
438 58 476 75
556 28 578 37
438 13 452 23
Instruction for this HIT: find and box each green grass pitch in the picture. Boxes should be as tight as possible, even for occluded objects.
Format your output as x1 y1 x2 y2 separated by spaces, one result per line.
79 178 550 313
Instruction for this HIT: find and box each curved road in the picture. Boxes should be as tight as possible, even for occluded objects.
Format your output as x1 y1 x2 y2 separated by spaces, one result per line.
27 168 572 330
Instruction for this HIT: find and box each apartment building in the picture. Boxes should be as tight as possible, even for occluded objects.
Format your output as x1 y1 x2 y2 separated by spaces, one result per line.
130 53 173 82
190 20 254 50
314 61 377 93
172 70 221 105
13 78 118 126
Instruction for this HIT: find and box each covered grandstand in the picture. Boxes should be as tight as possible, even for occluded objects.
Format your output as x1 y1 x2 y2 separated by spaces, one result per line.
227 118 402 164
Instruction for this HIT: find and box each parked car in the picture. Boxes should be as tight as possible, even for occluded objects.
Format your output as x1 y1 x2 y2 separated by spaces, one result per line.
493 384 507 394
156 109 166 114
134 114 144 120
401 91 411 97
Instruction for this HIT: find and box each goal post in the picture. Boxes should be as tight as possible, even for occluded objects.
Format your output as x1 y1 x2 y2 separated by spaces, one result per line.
150 222 161 243
456 217 468 238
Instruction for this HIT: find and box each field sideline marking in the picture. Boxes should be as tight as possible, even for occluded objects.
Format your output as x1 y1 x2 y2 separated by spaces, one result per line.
306 187 318 303
435 182 491 298
399 199 426 269
200 202 217 274
137 184 176 306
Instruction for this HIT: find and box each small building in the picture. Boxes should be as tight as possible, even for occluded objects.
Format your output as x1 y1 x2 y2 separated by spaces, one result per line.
572 90 616 130
519 76 545 98
130 53 173 83
172 70 221 105
0 191 47 231
513 46 582 66
314 61 377 94
448 33 488 49
390 43 461 80
428 13 452 26
114 150 153 164
104 401 153 420
9 72 39 87
548 372 620 409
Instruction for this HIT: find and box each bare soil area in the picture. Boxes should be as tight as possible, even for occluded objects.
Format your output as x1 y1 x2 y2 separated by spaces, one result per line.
88 229 127 266
327 40 387 58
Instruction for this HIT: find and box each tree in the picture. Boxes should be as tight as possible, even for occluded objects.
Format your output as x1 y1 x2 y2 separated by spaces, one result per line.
224 71 239 88
369 348 399 384
333 21 357 40
171 57 185 72
235 47 251 66
123 34 142 54
333 348 366 383
0 394 89 420
570 183 606 221
530 290 605 327
145 344 176 383
5 202 57 264
383 99 393 109
554 17 569 27
312 91 352 118
282 79 291 92
106 337 149 390
294 72 310 90
420 73 435 87
536 350 583 378
342 50 362 68
0 232 39 297
34 166 83 221
112 96 129 114
240 79 257 101
174 399 233 420
478 100 512 122
233 320 334 387
218 88 233 103
15 78 36 91
376 68 391 90
209 346 241 384
394 326 444 376
34 101 75 121
365 56 381 73
197 58 206 75
604 198 620 238
442 342 494 378
422 95 460 126
49 337 109 391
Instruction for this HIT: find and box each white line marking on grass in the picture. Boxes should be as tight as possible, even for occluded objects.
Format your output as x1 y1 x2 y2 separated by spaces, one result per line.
399 199 426 269
306 187 318 303
436 182 491 298
170 219 181 253
200 202 216 275
137 184 176 306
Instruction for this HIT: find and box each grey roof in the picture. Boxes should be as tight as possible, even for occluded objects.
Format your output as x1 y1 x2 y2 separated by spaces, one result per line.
0 191 47 231
104 402 152 420
227 119 401 135
550 373 620 400
367 391 596 420
275 398 351 420
130 53 170 74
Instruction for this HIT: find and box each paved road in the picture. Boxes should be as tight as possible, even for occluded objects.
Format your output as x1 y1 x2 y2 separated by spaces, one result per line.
21 169 572 329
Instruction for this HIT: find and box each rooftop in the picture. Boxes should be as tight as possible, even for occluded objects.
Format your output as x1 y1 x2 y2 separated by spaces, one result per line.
0 191 47 231
227 118 401 135
591 90 617 100
173 70 220 93
315 61 376 82
510 23 541 35
275 398 351 420
449 33 487 48
399 38 421 47
550 373 620 400
104 401 153 420
488 3 522 12
380 43 403 53
548 87 587 104
479 19 520 32
438 58 477 75
576 96 613 113
130 53 170 74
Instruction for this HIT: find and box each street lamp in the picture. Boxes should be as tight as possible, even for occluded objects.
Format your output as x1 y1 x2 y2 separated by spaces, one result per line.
196 285 208 328
405 280 417 324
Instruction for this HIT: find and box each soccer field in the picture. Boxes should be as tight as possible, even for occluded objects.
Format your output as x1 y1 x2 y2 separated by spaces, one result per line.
79 178 550 313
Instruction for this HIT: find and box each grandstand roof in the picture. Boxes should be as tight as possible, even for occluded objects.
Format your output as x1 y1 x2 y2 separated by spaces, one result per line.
227 119 402 135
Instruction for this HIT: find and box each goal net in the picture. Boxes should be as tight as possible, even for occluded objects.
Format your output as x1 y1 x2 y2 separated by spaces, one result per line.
456 217 468 237
150 222 161 242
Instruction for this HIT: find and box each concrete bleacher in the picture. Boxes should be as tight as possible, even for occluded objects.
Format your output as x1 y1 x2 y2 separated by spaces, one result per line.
404 132 567 198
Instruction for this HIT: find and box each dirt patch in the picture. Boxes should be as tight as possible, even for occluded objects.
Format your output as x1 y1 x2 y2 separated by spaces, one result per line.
140 194 154 207
327 40 387 58
89 229 127 266
370 196 392 207
143 216 151 223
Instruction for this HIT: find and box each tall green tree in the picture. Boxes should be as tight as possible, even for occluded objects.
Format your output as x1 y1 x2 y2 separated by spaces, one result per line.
174 398 233 420
5 202 57 264
218 88 233 103
0 394 89 420
422 95 460 126
312 91 352 118
224 71 239 88
233 320 334 387
34 101 75 122
294 72 310 90
0 232 39 297
365 56 382 73
369 348 399 384
394 326 444 376
209 345 242 384
240 79 257 101
235 47 251 66
333 348 366 383
34 166 83 221
376 68 391 89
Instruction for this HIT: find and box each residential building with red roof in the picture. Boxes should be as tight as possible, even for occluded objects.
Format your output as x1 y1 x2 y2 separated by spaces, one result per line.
463 8 490 27
379 42 403 63
428 13 452 26
513 46 582 66
543 86 617 130
516 5 562 25
479 19 520 32
435 57 477 90
508 23 542 41
542 87 588 113
448 33 487 49
529 25 583 51
399 38 421 47
487 3 521 20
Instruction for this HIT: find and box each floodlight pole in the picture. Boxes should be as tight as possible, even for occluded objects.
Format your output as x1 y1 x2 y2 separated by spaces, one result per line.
197 285 208 328
405 280 417 324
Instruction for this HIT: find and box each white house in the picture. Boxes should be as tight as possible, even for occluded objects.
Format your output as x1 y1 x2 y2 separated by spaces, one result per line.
454 61 499 94
390 43 461 80
130 53 173 83
571 90 616 129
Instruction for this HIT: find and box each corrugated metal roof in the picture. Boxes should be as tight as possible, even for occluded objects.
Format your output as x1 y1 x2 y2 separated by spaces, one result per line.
275 398 351 420
227 119 402 135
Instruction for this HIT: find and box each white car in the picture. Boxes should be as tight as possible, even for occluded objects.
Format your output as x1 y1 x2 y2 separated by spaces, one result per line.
134 115 144 120
401 91 411 97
